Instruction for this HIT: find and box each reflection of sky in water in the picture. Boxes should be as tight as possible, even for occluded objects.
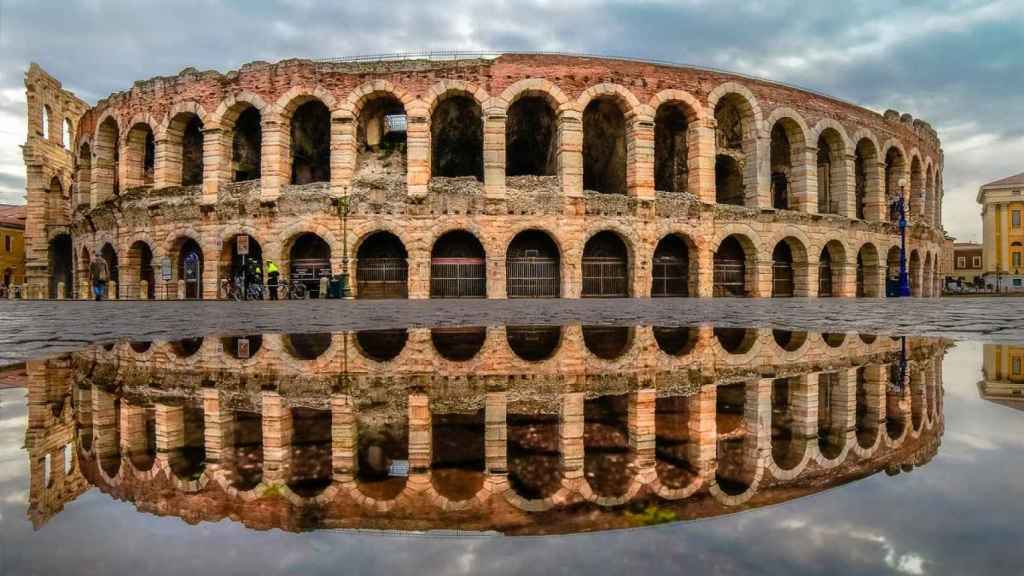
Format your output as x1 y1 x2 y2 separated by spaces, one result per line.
2 341 1023 575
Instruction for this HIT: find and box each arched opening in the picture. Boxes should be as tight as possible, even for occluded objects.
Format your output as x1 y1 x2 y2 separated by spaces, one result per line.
96 116 120 200
582 326 633 360
355 329 408 362
654 102 690 193
220 234 263 297
714 235 753 297
125 123 155 187
46 176 65 224
288 233 331 298
508 407 561 499
100 243 119 295
818 247 834 297
129 341 151 354
356 94 407 179
714 94 754 206
922 254 934 298
771 241 795 297
506 230 560 298
924 169 935 226
823 333 846 348
283 333 331 360
886 246 902 298
42 105 51 140
771 377 807 471
77 143 92 206
431 327 486 362
773 330 807 352
289 100 331 185
127 407 156 471
819 241 845 297
884 147 907 222
356 400 408 500
506 96 556 176
855 367 879 448
854 139 878 220
431 94 483 180
818 372 844 459
584 394 634 497
169 405 206 480
356 232 408 299
910 156 924 222
231 106 262 182
715 328 757 354
167 112 204 187
431 230 485 298
48 234 73 299
288 408 332 497
97 393 122 477
817 129 845 214
769 120 801 210
506 325 561 362
886 364 907 440
655 394 696 488
909 250 922 297
432 407 486 501
221 335 263 359
174 238 203 299
653 326 698 356
231 410 262 490
126 241 155 300
583 97 627 195
170 337 203 358
856 244 880 297
582 231 629 298
716 382 751 495
63 118 73 149
651 234 692 297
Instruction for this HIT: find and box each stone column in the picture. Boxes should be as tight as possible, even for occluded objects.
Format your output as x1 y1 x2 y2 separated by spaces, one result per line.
696 244 715 297
408 394 431 473
864 160 887 222
863 365 886 434
153 136 174 189
202 388 232 465
483 108 506 200
627 115 655 200
839 153 857 218
92 388 119 465
261 391 292 484
201 127 222 206
752 136 771 209
690 117 717 204
794 144 817 213
789 375 818 443
260 118 286 203
405 103 430 199
331 114 353 197
331 394 357 480
120 405 149 460
559 392 585 482
485 392 508 475
1000 203 1011 278
688 386 718 483
557 110 583 199
155 404 185 470
628 389 656 469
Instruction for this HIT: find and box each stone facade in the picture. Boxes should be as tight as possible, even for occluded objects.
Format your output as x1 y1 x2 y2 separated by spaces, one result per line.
22 54 946 300
977 172 1024 291
0 204 27 292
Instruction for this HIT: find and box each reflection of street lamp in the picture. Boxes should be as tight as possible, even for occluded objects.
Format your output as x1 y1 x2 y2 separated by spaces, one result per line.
893 178 911 297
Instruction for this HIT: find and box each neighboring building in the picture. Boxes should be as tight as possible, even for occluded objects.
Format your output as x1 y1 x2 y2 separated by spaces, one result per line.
979 344 1024 412
951 241 984 287
0 203 27 290
978 172 1024 291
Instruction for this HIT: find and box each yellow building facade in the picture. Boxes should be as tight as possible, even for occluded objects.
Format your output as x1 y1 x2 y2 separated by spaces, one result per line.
978 172 1024 291
0 204 26 290
979 344 1024 411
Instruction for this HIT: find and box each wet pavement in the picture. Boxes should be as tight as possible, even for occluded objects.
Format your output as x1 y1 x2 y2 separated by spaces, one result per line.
1 297 1023 366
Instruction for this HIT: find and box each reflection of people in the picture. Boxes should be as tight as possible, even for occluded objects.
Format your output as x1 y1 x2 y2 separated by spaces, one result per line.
89 255 109 301
266 260 280 300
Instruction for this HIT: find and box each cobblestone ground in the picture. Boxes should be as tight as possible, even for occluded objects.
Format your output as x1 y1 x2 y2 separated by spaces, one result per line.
1 297 1021 365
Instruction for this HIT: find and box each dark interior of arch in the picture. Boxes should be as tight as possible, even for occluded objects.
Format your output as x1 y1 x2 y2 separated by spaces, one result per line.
291 233 331 260
286 333 331 360
432 230 484 259
885 147 906 206
508 230 558 259
357 96 406 177
653 326 698 356
654 104 689 193
358 232 407 260
100 244 119 284
431 95 483 180
508 411 560 499
715 99 744 151
715 327 755 354
506 325 561 362
655 395 696 488
715 155 745 205
182 115 204 186
431 327 487 362
131 241 156 299
714 236 747 297
770 124 792 210
582 98 626 194
772 241 795 297
583 394 633 497
816 134 835 213
506 96 556 176
855 140 874 219
48 234 73 299
431 408 486 500
582 326 632 360
290 100 331 185
583 230 627 259
715 382 749 495
222 335 263 359
232 106 262 182
652 234 690 297
356 329 408 362
142 128 155 183
288 408 332 496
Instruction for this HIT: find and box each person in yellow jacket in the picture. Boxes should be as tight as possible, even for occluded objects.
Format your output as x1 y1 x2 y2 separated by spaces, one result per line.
266 260 280 300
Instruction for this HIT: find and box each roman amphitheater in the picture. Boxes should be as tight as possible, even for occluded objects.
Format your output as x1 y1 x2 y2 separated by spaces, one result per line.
24 327 945 533
22 53 947 300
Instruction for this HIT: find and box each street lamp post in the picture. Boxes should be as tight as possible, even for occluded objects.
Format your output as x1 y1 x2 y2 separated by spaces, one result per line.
895 180 912 297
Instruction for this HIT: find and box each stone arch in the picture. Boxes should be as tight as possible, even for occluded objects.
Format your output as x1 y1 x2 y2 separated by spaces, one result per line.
211 93 269 184
708 83 763 207
766 109 811 212
427 83 485 181
355 230 409 299
581 93 632 195
166 232 206 300
651 232 699 297
818 239 849 297
813 120 850 215
505 92 558 177
47 233 73 299
856 242 882 297
713 227 759 297
499 78 571 111
274 89 336 186
506 228 562 298
851 129 882 220
123 117 157 188
159 101 208 188
581 228 634 298
123 238 157 300
430 229 487 298
909 151 925 223
573 83 642 117
769 234 811 297
422 79 489 115
76 140 93 206
882 139 909 221
94 112 120 201
348 85 410 181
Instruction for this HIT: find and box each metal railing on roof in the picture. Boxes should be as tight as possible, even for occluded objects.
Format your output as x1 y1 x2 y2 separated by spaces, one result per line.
310 50 863 110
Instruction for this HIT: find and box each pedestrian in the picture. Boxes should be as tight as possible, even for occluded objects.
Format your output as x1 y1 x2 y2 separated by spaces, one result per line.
89 255 109 301
266 259 280 300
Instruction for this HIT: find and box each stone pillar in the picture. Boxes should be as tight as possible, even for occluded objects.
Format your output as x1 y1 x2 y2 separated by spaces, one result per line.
832 370 857 441
627 115 655 200
330 114 353 197
405 103 430 199
755 259 772 298
628 389 656 469
559 392 584 481
752 136 771 209
139 280 149 300
155 404 185 468
153 136 173 189
557 110 583 199
200 127 222 206
789 375 818 442
407 254 430 299
202 388 232 465
408 394 431 473
485 392 508 475
688 386 718 482
838 153 856 218
108 280 117 300
690 118 717 204
792 144 817 213
260 119 285 203
696 244 715 297
864 160 886 222
483 108 506 200
261 391 292 484
120 405 149 460
331 394 357 479
863 365 886 433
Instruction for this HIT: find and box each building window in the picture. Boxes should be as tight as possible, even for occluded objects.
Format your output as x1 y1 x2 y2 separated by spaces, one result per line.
3 235 10 253
957 256 966 269
973 256 982 268
1014 210 1022 228
1014 357 1022 376
1014 253 1023 269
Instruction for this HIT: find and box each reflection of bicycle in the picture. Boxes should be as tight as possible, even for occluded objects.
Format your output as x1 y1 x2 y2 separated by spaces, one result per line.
281 278 307 300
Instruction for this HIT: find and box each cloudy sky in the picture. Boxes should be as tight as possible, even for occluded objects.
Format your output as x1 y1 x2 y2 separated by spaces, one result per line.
0 0 1022 242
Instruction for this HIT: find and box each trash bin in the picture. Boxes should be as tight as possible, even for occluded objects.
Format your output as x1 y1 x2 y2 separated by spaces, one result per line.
328 275 343 299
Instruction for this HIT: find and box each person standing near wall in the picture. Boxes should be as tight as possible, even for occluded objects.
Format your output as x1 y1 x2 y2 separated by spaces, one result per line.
89 255 109 301
266 260 279 300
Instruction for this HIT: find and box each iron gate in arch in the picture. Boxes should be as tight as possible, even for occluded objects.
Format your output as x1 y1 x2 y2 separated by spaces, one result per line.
772 261 794 297
818 259 833 296
651 256 688 297
357 257 408 298
506 256 559 298
581 257 628 297
431 257 486 298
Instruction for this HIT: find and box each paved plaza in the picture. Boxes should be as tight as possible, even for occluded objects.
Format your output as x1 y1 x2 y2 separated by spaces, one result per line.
1 297 1021 365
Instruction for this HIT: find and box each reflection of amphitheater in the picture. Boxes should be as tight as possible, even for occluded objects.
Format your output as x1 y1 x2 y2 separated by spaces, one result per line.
26 326 946 533
24 53 946 300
